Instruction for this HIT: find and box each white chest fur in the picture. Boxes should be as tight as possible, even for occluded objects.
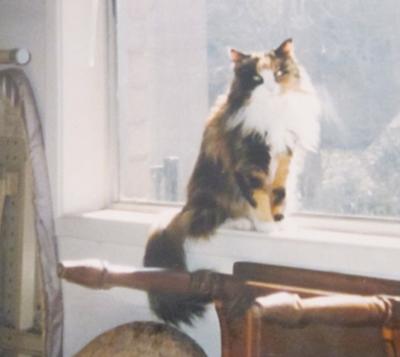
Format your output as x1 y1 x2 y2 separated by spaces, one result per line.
232 68 321 155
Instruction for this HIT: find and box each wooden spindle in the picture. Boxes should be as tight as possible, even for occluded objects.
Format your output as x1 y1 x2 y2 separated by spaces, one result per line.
0 49 31 65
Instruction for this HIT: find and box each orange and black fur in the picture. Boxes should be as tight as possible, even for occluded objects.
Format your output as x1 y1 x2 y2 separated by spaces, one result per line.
143 39 320 325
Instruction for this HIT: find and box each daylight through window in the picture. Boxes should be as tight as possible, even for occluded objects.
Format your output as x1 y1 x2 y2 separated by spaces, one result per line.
114 0 400 219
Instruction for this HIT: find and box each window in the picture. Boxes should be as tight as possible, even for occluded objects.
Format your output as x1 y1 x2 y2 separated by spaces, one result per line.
114 0 400 219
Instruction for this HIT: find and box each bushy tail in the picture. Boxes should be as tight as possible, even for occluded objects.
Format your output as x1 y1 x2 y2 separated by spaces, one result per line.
143 211 213 325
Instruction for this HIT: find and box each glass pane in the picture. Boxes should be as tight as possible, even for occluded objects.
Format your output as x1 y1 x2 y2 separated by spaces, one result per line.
115 1 208 202
115 0 400 218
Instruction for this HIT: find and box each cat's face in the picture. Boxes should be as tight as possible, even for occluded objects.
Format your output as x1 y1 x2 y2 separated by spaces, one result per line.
230 39 300 93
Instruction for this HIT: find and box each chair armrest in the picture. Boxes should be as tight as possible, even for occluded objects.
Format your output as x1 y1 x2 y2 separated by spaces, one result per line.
57 259 256 315
252 292 400 328
58 260 193 294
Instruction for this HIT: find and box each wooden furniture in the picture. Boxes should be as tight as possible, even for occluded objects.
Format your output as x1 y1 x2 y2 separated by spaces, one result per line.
0 71 43 357
59 260 400 357
224 262 400 357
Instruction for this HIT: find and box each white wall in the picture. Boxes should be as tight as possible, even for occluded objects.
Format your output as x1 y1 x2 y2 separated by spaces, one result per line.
44 0 113 217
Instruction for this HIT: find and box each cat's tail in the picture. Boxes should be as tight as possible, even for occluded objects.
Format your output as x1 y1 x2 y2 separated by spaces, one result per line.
143 209 216 325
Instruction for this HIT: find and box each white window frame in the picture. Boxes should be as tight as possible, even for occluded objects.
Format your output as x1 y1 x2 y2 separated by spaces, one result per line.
46 0 400 282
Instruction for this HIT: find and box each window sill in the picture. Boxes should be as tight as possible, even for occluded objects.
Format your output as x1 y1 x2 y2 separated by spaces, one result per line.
55 208 400 281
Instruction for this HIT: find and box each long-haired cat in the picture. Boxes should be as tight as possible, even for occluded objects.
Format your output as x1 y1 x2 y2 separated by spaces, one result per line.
143 39 320 325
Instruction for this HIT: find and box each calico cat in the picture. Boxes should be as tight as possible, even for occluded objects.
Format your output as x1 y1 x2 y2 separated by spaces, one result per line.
143 39 320 325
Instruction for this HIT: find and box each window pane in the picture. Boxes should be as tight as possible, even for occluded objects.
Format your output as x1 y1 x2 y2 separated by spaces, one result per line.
115 0 400 218
115 1 208 202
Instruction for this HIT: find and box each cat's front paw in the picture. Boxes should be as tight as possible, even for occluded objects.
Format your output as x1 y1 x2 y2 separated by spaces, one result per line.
222 218 254 231
252 220 277 233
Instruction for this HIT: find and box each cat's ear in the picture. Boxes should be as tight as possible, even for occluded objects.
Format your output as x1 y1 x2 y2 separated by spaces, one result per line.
229 48 249 63
275 38 294 57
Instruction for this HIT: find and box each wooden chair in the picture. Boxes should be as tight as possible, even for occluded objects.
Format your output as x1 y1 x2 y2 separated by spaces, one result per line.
224 262 400 357
59 260 400 357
